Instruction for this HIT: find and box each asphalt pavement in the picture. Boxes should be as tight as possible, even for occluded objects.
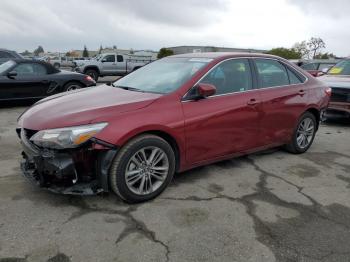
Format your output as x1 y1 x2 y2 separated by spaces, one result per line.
0 106 350 262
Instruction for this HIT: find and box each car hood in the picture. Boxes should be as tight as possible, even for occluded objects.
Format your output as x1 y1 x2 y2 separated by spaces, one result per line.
19 85 162 130
319 75 350 89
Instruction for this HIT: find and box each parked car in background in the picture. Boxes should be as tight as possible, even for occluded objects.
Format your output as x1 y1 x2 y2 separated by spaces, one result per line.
17 53 330 203
48 56 75 69
319 58 350 118
301 60 338 77
0 59 96 101
73 53 154 81
0 49 23 64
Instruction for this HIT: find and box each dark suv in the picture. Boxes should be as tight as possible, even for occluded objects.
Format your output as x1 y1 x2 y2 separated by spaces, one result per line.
0 49 23 65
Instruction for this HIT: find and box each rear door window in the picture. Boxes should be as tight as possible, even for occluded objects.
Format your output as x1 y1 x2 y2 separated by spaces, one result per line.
255 59 289 88
286 68 302 84
117 55 124 62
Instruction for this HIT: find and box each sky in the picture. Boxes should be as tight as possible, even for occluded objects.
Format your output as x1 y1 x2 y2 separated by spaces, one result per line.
1 0 349 56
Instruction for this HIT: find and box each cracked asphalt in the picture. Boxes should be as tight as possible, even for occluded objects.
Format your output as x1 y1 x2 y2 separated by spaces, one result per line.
1 105 350 262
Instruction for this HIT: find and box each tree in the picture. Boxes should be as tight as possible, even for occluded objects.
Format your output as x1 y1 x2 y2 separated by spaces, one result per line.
157 48 174 59
99 44 103 54
292 41 310 59
34 45 44 56
267 47 302 59
314 52 336 59
307 37 326 59
113 45 117 49
293 37 327 59
20 50 31 56
130 48 134 54
82 45 89 57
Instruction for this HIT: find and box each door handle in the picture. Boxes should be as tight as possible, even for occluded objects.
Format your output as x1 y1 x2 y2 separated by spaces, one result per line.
298 90 305 96
247 98 259 106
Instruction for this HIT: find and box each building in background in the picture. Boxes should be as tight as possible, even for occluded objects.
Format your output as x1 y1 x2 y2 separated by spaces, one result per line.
167 45 267 55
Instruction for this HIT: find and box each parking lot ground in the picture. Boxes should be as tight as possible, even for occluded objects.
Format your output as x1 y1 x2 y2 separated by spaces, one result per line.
0 106 350 262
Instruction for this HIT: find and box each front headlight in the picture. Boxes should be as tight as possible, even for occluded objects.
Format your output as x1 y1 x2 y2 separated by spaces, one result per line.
30 122 108 149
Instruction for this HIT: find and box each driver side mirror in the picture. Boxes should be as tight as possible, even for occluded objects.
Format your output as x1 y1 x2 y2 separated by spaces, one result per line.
7 71 17 79
101 58 107 63
196 83 216 98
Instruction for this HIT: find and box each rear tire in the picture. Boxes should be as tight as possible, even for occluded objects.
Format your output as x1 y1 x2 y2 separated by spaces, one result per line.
64 82 83 92
285 112 317 154
85 69 99 81
109 134 175 203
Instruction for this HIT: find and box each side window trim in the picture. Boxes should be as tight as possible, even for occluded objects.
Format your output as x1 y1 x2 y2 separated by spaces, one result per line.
253 58 307 90
182 57 254 101
280 61 307 83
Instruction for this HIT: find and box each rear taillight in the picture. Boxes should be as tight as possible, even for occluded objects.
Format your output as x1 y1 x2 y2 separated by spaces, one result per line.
325 87 332 96
85 75 95 82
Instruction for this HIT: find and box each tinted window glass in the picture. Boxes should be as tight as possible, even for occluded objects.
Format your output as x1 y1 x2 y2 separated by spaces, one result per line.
200 59 252 95
301 63 318 70
117 55 123 62
255 59 289 88
13 63 47 75
0 60 16 74
319 63 335 71
328 60 350 75
0 51 12 58
104 55 115 62
287 68 302 84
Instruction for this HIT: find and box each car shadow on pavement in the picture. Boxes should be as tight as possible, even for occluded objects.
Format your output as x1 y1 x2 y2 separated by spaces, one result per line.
0 100 36 108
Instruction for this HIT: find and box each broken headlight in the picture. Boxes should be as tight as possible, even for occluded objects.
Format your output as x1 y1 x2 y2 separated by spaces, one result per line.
30 122 108 149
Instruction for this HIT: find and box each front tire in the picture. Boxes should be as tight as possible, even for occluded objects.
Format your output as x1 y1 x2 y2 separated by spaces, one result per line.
85 69 99 81
53 63 60 69
285 112 317 154
109 135 176 203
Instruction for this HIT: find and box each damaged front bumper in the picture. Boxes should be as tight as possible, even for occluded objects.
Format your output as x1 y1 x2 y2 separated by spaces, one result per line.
326 87 350 117
18 128 117 195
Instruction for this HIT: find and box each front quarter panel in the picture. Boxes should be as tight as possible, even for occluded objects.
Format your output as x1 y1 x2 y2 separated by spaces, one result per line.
93 94 186 164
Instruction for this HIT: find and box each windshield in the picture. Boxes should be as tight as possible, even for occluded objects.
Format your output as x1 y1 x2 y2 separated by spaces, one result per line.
0 60 16 74
113 57 212 94
95 55 102 61
328 60 350 75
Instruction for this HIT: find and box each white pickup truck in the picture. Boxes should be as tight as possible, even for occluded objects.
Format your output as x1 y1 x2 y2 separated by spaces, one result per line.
73 53 154 81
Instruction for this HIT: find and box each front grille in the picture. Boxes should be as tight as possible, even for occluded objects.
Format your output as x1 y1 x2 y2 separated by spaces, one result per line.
331 87 350 103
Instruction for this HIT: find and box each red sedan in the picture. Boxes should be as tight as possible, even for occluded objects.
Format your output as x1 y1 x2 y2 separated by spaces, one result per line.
18 53 331 203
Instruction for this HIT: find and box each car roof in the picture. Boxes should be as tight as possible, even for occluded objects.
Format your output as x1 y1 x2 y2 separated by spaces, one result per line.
10 59 59 74
170 52 279 60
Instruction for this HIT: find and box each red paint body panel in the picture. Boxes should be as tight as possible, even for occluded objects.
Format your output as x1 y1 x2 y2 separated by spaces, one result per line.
19 53 330 173
182 90 263 163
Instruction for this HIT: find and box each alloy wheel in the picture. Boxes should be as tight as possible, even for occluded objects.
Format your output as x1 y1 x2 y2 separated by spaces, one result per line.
296 117 315 149
125 146 169 195
66 84 81 91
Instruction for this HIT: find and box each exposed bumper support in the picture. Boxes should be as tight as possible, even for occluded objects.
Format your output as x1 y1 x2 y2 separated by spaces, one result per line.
19 128 118 195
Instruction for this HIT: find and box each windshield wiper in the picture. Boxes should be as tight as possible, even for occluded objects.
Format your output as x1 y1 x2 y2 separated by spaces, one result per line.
113 85 145 92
